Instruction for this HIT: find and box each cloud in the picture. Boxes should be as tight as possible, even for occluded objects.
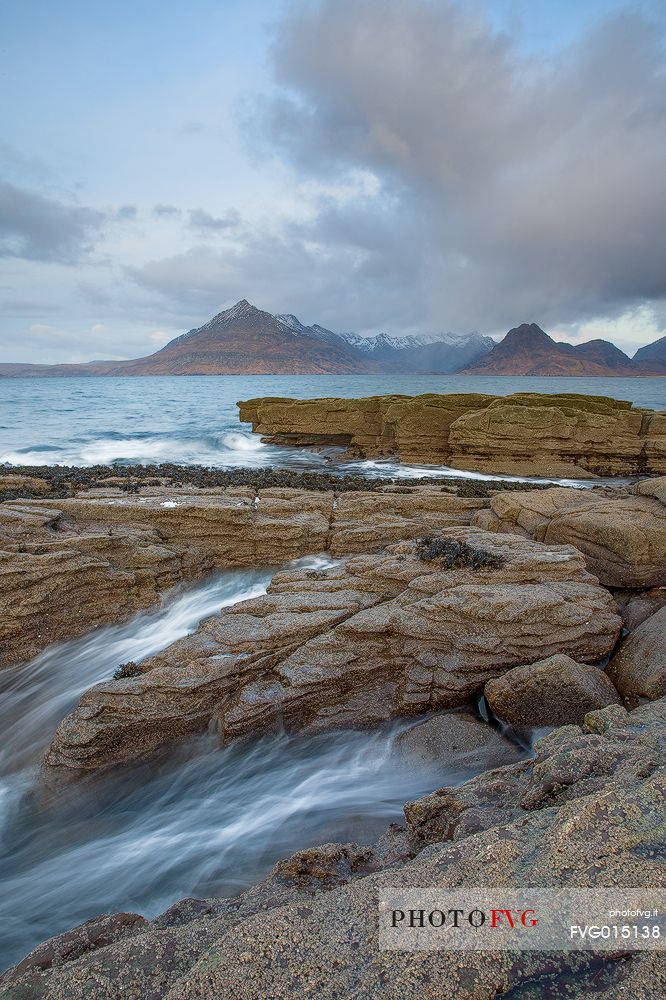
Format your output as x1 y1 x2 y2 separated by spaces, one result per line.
187 208 241 232
127 197 427 332
153 204 181 217
115 204 138 221
0 182 106 263
237 0 666 333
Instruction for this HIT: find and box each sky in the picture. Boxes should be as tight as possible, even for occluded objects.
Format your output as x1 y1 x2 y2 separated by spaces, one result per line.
1 0 665 363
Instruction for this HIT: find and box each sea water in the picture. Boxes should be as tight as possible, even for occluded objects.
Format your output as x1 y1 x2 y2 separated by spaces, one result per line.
0 374 664 474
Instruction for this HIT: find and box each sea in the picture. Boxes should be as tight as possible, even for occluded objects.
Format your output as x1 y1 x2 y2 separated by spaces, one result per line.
1 373 664 477
0 372 664 972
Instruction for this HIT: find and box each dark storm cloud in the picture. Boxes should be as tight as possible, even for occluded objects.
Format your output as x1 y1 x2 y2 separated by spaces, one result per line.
0 182 106 263
129 0 666 335
251 0 666 331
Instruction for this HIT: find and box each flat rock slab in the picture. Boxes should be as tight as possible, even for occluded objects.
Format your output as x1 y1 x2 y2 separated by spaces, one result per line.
239 391 666 477
0 486 483 668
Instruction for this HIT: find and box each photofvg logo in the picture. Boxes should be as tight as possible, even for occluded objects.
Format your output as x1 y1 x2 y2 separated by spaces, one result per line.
379 889 666 952
391 905 538 931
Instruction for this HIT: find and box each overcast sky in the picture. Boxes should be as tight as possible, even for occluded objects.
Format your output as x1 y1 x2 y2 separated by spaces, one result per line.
1 0 665 362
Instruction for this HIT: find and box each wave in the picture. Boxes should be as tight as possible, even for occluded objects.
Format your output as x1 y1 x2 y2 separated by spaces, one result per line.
0 431 330 471
0 548 529 973
346 458 598 487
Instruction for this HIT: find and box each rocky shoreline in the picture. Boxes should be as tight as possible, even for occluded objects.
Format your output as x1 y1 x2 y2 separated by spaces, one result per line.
239 390 666 477
1 392 665 997
2 699 664 998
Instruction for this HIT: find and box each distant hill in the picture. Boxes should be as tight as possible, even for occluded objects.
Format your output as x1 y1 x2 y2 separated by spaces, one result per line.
1 305 663 377
0 300 493 376
633 334 666 374
461 323 661 376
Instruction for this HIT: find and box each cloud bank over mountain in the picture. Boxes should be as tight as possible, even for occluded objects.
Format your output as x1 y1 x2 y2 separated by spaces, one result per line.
1 0 665 361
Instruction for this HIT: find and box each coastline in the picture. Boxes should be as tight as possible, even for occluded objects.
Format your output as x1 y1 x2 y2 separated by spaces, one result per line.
1 390 665 994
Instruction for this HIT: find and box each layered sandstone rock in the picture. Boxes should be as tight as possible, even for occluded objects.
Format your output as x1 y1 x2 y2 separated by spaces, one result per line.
472 477 666 587
605 606 666 704
7 699 663 999
0 503 212 668
44 529 621 776
0 487 484 668
484 653 622 727
238 391 666 477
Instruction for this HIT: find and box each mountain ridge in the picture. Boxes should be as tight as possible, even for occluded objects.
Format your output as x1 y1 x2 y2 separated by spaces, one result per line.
461 322 664 376
0 304 664 376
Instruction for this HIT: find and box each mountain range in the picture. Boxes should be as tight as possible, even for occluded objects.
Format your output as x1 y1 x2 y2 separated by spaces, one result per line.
463 323 666 376
0 301 664 377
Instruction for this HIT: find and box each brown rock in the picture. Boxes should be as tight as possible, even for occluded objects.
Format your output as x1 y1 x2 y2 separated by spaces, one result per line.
612 586 666 631
43 529 621 776
394 711 523 770
0 473 50 494
473 480 666 587
0 503 211 668
606 606 666 704
7 911 146 979
484 654 622 727
239 391 666 476
1 485 490 668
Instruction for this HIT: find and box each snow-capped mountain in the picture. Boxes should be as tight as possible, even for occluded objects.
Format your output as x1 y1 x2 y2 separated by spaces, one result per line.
275 312 494 372
0 300 495 376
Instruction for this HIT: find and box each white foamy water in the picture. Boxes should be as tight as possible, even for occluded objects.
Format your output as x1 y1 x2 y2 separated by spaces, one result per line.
346 457 597 487
0 431 318 472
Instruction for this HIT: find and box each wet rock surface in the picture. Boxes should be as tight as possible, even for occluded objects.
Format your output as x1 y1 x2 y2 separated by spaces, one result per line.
239 391 666 477
3 698 664 999
484 654 622 727
393 710 524 770
43 528 621 775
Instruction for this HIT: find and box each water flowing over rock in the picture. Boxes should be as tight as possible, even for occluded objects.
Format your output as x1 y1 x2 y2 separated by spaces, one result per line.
238 391 666 477
43 528 621 776
4 699 663 999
